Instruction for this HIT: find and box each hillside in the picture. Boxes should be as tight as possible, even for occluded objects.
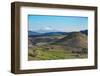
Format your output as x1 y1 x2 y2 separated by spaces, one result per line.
28 31 41 36
80 30 88 35
54 32 87 47
28 30 88 37
51 32 88 53
28 31 88 60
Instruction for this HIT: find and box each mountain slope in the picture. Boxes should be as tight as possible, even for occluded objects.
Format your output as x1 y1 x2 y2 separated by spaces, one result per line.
41 32 68 36
53 32 87 48
28 31 41 36
28 30 88 37
80 30 88 35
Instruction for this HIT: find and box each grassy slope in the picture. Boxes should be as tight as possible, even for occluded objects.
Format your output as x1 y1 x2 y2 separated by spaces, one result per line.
28 45 87 60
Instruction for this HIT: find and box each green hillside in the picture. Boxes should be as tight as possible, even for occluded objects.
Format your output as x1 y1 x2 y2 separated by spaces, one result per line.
28 32 88 60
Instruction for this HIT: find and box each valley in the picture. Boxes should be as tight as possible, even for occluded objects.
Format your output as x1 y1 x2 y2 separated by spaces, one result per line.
28 30 88 60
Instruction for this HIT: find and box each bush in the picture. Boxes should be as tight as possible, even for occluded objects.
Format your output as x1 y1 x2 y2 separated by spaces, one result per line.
82 48 88 53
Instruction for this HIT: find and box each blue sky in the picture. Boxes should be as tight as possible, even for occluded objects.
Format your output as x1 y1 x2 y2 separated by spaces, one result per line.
28 15 88 32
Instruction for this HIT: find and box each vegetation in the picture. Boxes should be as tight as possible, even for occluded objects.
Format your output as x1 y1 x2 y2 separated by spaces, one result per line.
28 45 87 60
28 32 88 60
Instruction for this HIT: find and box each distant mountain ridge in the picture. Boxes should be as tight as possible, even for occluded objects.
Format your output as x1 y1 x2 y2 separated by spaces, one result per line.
28 30 88 37
80 30 88 35
28 31 41 36
41 32 68 36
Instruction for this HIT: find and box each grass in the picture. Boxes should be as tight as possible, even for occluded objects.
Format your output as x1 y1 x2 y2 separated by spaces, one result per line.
28 45 87 60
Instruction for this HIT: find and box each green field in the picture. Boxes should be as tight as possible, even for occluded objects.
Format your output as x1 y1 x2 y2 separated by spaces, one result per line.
28 45 87 60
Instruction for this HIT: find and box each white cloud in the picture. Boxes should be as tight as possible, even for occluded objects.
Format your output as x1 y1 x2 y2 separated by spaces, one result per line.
44 27 53 30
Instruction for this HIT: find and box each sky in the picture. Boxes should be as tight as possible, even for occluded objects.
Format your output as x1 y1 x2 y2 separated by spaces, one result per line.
28 15 88 32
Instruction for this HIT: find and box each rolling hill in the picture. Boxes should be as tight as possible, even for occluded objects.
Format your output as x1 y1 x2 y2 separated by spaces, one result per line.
51 32 88 53
80 30 88 35
28 31 88 60
28 30 88 37
28 31 41 36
